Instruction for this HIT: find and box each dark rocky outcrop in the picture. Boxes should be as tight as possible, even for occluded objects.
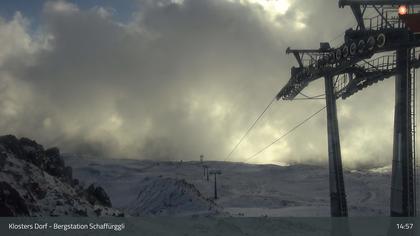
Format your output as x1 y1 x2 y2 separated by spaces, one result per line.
44 147 65 177
0 152 6 170
0 136 75 184
0 135 31 162
86 184 112 207
0 182 30 216
0 134 119 217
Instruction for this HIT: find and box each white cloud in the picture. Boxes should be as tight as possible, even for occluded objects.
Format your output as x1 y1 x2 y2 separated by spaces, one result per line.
44 0 79 14
91 6 116 19
0 12 35 66
232 0 291 15
0 0 398 169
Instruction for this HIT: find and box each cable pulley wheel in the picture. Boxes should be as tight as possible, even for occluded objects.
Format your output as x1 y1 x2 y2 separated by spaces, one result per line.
376 33 386 48
367 36 375 51
341 45 349 58
329 52 336 63
335 48 342 61
349 42 357 56
357 40 366 54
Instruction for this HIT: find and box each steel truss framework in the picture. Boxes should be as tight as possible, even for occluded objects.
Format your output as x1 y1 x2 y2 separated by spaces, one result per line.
277 0 420 217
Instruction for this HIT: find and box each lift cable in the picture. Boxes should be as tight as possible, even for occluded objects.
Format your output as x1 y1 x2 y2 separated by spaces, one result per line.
292 92 326 100
221 18 350 164
223 96 276 162
242 105 326 163
221 24 350 164
299 92 325 98
221 17 357 164
293 97 326 100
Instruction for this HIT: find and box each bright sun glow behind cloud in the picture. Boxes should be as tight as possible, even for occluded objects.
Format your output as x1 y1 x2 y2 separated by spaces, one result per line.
233 0 306 29
244 0 291 15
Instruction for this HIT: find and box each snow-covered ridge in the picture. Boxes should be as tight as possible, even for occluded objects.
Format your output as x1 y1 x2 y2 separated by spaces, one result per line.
65 156 392 217
128 177 222 216
0 135 122 217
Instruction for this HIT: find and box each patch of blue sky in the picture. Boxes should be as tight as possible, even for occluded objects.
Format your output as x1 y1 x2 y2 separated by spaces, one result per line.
0 0 139 27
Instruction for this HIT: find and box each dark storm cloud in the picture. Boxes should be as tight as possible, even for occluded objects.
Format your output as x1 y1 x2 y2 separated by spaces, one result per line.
0 0 402 169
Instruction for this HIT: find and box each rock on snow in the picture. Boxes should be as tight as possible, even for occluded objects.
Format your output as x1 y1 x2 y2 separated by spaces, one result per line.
0 135 122 217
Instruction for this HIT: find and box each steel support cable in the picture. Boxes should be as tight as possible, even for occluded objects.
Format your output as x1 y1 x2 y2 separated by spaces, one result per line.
221 12 373 165
242 106 326 163
299 92 325 99
293 97 326 100
298 92 326 100
222 105 327 178
223 96 276 162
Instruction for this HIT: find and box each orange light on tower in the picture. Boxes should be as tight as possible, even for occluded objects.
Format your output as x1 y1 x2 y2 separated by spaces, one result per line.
398 5 408 15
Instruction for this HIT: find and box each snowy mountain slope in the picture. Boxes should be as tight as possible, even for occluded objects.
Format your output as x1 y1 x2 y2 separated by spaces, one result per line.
0 135 122 217
65 156 392 217
127 177 222 216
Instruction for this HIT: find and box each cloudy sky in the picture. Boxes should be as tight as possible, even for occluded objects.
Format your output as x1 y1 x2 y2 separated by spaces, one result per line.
0 0 408 169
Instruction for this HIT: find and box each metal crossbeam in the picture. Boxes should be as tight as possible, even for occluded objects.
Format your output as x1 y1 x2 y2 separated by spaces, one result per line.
277 2 420 217
338 50 420 98
277 27 419 101
339 0 420 7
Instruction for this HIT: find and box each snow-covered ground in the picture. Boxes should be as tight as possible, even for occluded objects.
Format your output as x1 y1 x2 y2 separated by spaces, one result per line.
64 155 392 217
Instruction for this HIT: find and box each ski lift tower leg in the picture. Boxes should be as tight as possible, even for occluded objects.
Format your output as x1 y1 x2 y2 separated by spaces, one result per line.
325 75 348 217
390 47 416 217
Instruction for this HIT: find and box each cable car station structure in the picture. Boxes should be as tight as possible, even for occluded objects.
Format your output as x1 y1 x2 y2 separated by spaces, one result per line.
277 0 420 217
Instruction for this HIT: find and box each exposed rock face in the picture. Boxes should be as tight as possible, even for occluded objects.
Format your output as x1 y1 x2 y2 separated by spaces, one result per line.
44 147 66 180
0 135 121 217
0 182 29 216
0 152 6 170
86 184 112 207
0 136 74 184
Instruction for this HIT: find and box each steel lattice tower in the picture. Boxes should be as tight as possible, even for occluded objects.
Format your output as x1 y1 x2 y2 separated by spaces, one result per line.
277 0 420 217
